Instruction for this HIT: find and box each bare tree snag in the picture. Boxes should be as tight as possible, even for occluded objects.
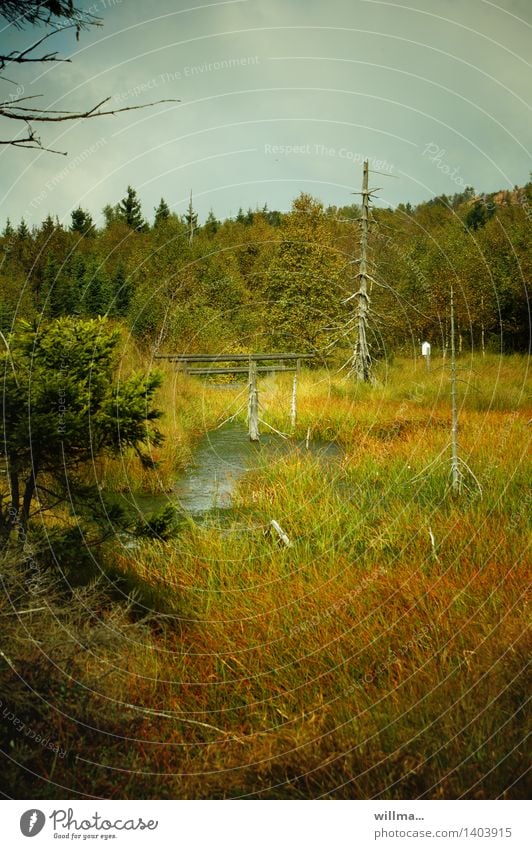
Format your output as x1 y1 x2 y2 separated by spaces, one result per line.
186 191 197 245
350 160 373 382
248 360 260 442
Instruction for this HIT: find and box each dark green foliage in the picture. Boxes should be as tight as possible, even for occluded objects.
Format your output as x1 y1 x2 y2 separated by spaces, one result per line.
0 177 530 353
119 186 147 231
81 259 113 316
70 206 95 236
465 199 496 230
265 208 282 227
0 299 14 333
42 254 63 316
154 197 170 227
42 250 86 318
16 218 29 238
39 214 56 237
0 317 163 539
450 186 476 208
112 263 132 316
204 209 219 236
102 203 120 227
135 504 183 540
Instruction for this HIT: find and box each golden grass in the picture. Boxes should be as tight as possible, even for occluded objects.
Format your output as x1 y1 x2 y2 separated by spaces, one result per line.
3 353 529 799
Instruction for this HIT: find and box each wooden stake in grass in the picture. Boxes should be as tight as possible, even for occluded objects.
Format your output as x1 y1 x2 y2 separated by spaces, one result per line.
450 284 463 494
248 360 260 442
290 358 301 429
409 298 481 499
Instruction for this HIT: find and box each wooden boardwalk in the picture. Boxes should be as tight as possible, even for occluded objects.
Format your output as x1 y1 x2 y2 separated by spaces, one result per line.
154 352 316 440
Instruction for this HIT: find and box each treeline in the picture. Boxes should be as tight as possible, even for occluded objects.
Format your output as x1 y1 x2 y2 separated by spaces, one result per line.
1 179 530 354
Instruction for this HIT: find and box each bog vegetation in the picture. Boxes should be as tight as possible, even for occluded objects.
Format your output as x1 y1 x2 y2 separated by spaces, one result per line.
0 179 529 799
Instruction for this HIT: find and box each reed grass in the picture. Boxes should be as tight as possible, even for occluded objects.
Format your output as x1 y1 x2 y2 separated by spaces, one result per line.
3 353 529 799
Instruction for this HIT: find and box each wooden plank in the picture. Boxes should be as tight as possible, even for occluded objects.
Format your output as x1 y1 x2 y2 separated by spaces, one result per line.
155 353 315 362
184 366 297 376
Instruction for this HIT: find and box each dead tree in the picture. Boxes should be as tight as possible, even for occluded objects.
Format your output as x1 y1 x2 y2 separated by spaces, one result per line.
186 191 198 245
345 160 377 383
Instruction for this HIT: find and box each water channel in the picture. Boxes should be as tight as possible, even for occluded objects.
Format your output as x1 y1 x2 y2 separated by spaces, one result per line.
118 422 342 521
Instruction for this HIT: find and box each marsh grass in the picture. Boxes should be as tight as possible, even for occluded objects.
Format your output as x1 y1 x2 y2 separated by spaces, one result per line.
95 353 243 493
2 354 529 799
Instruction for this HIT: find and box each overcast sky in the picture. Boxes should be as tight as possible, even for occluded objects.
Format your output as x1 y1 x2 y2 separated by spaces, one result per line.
1 0 531 227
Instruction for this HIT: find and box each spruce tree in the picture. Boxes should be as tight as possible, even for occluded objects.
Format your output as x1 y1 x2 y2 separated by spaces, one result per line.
112 264 132 317
204 209 219 237
154 198 170 227
82 260 112 316
68 252 86 314
40 214 56 237
0 317 163 537
3 218 13 238
71 206 95 236
118 186 146 231
43 255 61 316
103 203 120 228
17 219 29 239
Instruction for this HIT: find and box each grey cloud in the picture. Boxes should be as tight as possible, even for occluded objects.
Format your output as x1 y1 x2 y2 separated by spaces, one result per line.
0 0 530 226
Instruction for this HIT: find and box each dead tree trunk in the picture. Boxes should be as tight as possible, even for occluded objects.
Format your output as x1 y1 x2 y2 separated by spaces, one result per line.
352 159 372 382
187 190 197 246
248 360 260 442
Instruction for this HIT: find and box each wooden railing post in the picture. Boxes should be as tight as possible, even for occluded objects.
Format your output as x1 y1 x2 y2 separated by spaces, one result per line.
248 360 259 441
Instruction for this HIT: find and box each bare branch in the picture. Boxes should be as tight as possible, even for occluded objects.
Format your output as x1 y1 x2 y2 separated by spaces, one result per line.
0 4 178 154
0 98 179 153
0 94 44 108
0 25 78 69
0 124 67 154
1 97 180 124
